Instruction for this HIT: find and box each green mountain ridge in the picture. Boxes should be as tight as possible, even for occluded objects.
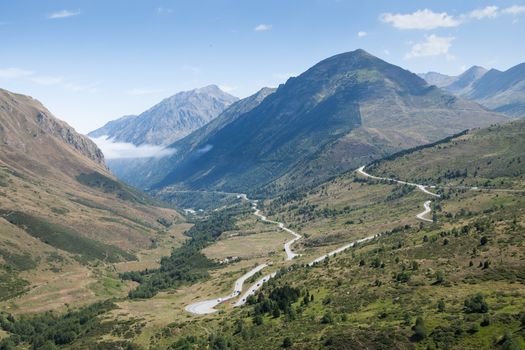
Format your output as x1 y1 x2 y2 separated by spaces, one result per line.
148 49 507 194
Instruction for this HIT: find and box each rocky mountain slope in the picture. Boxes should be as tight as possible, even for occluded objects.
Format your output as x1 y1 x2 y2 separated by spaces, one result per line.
146 50 506 194
89 85 238 146
0 88 182 311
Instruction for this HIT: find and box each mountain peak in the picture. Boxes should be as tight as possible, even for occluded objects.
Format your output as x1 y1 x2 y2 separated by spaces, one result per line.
89 85 239 146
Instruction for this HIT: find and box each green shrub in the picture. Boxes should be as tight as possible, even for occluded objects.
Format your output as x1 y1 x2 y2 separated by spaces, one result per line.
464 294 489 313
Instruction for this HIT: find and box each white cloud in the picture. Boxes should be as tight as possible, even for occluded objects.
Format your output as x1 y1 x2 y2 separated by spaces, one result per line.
469 6 499 19
90 136 177 159
156 7 173 14
254 24 272 31
380 9 460 29
126 88 164 96
64 82 99 93
502 5 525 15
195 144 213 155
405 34 455 59
357 31 367 37
0 67 34 79
31 75 64 85
48 10 81 19
384 49 390 55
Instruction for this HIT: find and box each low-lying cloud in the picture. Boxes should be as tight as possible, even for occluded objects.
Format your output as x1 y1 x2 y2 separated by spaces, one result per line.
195 144 213 154
91 136 176 160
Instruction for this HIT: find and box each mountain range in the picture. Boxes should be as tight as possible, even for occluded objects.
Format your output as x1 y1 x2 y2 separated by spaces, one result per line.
89 85 238 146
104 49 507 194
420 63 525 117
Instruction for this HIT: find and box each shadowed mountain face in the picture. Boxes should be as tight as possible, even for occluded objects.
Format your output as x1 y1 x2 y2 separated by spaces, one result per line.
147 49 506 194
105 87 276 189
89 85 238 146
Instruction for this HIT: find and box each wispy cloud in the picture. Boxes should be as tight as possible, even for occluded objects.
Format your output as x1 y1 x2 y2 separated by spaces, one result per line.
156 7 173 15
381 5 525 30
502 5 525 15
469 6 499 19
380 9 460 30
126 88 164 96
0 67 34 79
64 82 99 93
31 75 64 86
48 10 81 19
195 144 213 155
254 24 272 32
91 136 177 159
357 31 367 38
405 34 455 60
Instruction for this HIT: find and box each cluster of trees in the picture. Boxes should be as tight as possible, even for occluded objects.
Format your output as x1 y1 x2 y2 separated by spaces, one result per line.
247 285 302 320
122 209 240 299
0 301 116 349
386 185 415 201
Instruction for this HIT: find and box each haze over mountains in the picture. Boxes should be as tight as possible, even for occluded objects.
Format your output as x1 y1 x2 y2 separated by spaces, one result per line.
420 62 525 117
98 49 507 194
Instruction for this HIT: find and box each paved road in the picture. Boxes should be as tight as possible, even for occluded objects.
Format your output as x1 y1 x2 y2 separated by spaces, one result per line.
416 200 433 222
185 263 268 314
186 194 302 314
234 272 277 307
357 165 439 222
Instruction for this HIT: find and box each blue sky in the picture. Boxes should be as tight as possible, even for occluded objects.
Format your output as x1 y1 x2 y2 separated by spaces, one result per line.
1 0 524 133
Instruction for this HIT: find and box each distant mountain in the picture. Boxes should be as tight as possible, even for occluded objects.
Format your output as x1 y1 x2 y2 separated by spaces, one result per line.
106 87 276 189
144 49 506 194
462 63 525 117
444 66 487 95
0 88 181 306
419 66 488 94
420 63 525 117
417 71 455 87
89 85 238 145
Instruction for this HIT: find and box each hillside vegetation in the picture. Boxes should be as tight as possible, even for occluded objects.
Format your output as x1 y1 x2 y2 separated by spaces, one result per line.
1 118 523 349
0 89 183 314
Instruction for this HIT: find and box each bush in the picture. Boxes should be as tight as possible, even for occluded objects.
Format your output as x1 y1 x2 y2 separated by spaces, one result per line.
395 271 411 283
321 311 334 324
464 294 489 313
282 337 293 348
437 300 445 313
411 317 427 341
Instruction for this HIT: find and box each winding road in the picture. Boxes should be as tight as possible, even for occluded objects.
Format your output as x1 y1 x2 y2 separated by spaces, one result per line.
357 166 439 222
186 165 441 314
185 195 303 313
416 200 433 222
184 263 268 314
